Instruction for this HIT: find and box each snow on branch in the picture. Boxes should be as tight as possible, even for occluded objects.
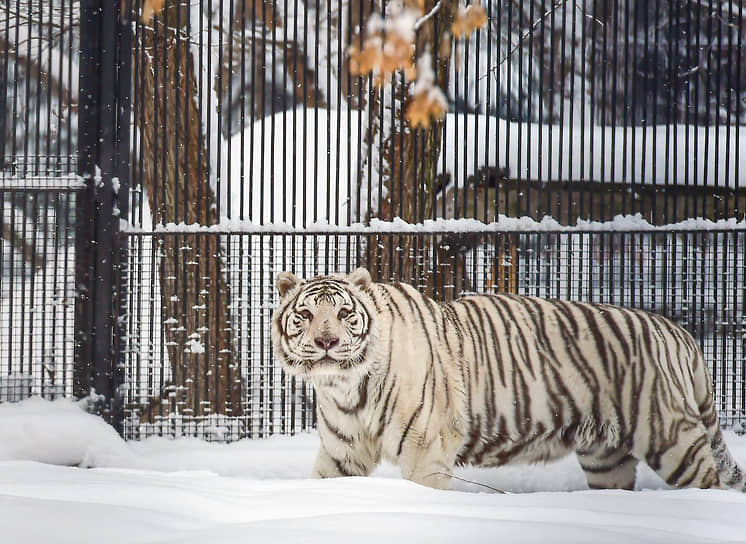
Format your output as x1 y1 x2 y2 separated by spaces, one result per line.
414 1 442 31
348 4 419 86
349 1 487 129
406 52 447 129
450 2 487 38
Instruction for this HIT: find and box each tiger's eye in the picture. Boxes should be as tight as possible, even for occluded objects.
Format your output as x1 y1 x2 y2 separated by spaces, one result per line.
338 308 350 320
299 309 313 320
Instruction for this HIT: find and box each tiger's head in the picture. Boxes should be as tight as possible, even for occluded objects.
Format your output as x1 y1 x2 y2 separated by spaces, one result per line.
271 268 377 380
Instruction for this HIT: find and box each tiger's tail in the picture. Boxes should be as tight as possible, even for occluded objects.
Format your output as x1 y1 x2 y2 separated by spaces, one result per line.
696 355 746 492
706 419 746 492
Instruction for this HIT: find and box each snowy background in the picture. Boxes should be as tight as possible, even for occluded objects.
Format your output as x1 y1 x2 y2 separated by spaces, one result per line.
2 397 746 543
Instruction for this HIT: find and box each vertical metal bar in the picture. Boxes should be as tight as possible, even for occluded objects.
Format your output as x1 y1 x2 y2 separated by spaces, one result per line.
701 0 713 216
724 0 734 220
597 2 616 198
50 191 61 397
0 0 8 162
313 0 320 225
556 0 567 220
92 0 119 420
578 0 586 220
74 0 101 400
567 0 576 223
10 0 19 161
713 0 723 220
55 0 65 169
18 202 28 394
665 0 674 224
737 0 743 217
302 0 308 227
34 0 43 168
547 0 554 195
683 0 691 220
22 0 31 168
728 231 737 422
113 0 132 433
741 231 745 422
6 191 16 391
75 0 128 430
517 0 534 217
588 2 596 214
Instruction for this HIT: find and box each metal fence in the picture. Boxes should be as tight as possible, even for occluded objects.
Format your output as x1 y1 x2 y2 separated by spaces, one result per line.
121 229 746 441
1 0 745 439
0 173 80 402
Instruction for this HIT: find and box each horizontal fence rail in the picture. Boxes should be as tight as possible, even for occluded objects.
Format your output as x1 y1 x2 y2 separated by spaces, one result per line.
121 229 746 440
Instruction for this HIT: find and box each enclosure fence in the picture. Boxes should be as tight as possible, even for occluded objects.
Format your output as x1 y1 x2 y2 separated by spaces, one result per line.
1 0 745 440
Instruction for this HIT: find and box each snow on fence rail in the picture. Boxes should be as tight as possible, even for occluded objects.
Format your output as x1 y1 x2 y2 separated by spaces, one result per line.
126 214 746 235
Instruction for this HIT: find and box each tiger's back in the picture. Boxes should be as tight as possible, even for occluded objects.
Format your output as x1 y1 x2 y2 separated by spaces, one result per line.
446 294 716 484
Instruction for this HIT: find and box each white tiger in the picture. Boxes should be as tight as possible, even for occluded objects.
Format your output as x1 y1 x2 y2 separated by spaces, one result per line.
271 267 745 491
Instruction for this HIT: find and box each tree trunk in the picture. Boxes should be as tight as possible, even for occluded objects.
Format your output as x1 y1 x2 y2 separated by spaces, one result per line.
358 1 461 299
137 1 241 418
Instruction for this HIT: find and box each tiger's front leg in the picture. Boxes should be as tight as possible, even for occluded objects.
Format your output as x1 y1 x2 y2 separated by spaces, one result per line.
396 424 464 490
312 436 381 479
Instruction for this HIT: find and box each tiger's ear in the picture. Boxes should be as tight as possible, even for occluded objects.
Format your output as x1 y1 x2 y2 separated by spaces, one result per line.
277 271 302 298
348 267 372 291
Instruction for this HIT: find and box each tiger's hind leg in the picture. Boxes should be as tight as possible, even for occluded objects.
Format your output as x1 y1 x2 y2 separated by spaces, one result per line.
577 446 638 490
642 423 721 489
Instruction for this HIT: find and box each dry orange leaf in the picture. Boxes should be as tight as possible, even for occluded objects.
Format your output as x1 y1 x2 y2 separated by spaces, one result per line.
406 89 447 129
349 38 384 76
141 0 165 21
347 10 417 86
405 0 426 14
451 2 488 38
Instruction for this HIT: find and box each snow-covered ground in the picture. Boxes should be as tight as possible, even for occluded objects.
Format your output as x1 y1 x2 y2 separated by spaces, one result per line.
2 397 746 543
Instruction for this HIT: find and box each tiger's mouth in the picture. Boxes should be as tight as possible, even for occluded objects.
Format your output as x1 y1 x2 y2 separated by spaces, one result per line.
297 355 339 368
315 355 338 364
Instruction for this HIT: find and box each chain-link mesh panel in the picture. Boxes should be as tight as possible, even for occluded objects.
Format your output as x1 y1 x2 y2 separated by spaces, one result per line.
0 188 78 401
121 230 745 440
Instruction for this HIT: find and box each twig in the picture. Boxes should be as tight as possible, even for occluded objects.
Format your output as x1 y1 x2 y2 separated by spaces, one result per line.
678 36 717 78
429 472 508 494
415 1 442 31
498 0 571 68
477 0 599 83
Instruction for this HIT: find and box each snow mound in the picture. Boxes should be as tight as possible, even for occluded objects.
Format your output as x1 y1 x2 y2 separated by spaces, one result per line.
0 397 132 467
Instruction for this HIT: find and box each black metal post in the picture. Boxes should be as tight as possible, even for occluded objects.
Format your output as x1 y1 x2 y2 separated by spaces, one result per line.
75 0 131 432
113 0 133 435
74 0 100 402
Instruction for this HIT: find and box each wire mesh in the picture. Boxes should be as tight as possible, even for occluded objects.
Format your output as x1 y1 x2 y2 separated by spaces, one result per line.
1 0 79 171
121 230 746 440
0 0 80 403
0 186 78 402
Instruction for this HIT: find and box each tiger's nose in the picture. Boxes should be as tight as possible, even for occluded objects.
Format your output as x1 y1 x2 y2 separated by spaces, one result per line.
315 336 339 350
